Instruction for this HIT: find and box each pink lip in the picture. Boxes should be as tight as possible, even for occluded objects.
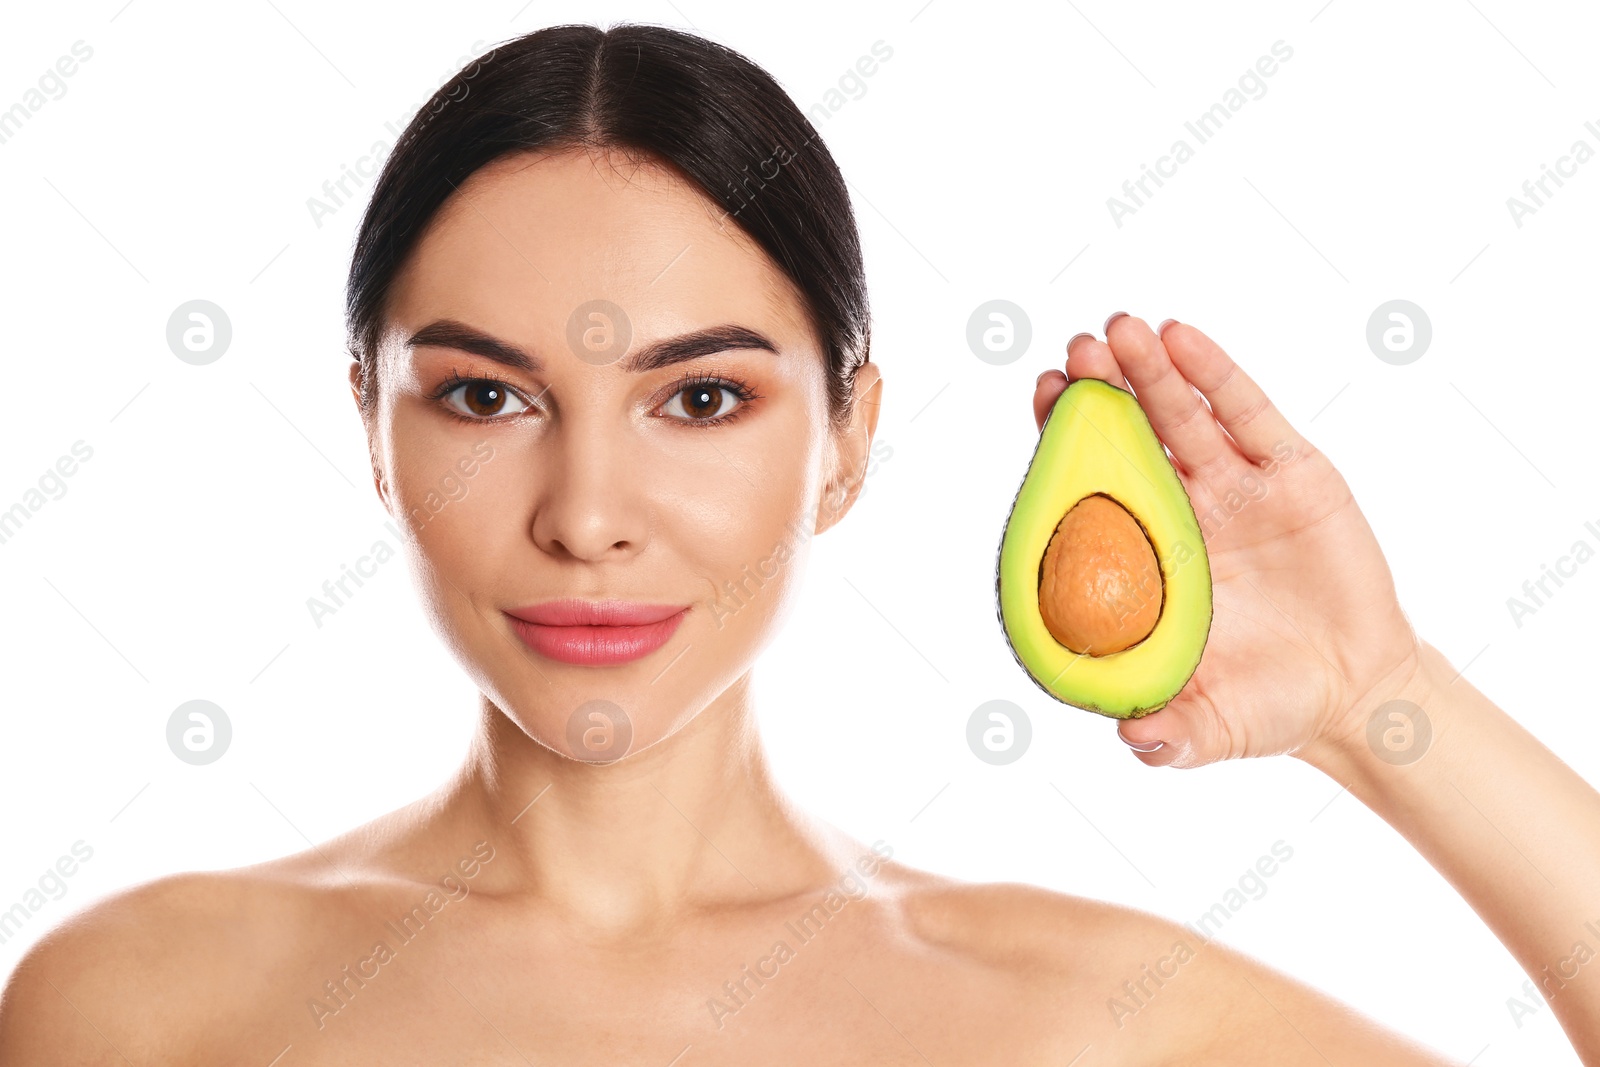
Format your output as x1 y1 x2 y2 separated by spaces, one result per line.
504 599 690 665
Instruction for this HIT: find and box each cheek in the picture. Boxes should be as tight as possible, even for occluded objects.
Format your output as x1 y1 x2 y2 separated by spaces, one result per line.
386 425 503 549
682 463 807 618
669 414 827 645
381 423 525 662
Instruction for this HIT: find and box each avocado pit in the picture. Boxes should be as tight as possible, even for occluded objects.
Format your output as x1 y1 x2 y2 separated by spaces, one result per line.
1038 493 1163 656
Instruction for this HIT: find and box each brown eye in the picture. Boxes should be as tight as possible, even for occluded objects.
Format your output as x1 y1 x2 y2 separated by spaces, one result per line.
663 380 742 422
442 379 529 420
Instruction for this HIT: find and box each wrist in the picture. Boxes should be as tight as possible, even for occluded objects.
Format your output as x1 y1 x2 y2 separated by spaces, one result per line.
1295 638 1446 780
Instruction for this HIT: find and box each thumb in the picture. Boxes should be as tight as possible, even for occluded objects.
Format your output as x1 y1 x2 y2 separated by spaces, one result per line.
1116 691 1222 768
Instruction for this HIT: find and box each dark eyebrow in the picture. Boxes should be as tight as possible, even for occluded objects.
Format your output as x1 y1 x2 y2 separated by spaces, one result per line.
405 318 780 375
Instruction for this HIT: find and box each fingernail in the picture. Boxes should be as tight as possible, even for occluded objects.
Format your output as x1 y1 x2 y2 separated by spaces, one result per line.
1103 311 1129 334
1156 318 1177 336
1121 737 1165 752
1065 331 1094 352
1035 369 1054 387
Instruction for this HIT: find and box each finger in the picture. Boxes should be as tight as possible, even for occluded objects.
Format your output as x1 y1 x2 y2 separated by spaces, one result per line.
1160 321 1308 467
1034 333 1128 432
1115 692 1220 769
1065 332 1128 390
1033 368 1066 432
1102 315 1239 476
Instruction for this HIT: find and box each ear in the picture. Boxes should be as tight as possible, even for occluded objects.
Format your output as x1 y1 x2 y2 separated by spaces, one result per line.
349 360 391 514
815 361 883 536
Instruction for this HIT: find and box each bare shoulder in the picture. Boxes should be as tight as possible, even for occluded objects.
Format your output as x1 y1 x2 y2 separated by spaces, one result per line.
0 793 456 1067
0 859 337 1063
870 861 1195 1062
872 859 1188 988
870 860 1462 1066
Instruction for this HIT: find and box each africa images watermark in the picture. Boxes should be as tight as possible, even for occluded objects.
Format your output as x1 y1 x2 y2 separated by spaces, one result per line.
1107 40 1294 228
306 440 494 628
704 439 893 630
305 839 496 1030
705 839 894 1031
716 39 893 228
305 39 496 230
1504 118 1600 229
1505 516 1600 630
0 439 94 549
1506 915 1600 1029
0 40 94 148
0 840 95 948
1107 839 1295 1028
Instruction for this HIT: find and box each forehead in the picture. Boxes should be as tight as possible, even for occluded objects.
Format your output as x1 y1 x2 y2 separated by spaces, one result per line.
385 146 814 354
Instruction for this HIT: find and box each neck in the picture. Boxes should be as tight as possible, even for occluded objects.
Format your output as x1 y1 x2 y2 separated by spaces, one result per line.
434 672 836 935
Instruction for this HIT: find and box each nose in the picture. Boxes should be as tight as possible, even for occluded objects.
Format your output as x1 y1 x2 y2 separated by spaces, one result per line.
529 411 651 562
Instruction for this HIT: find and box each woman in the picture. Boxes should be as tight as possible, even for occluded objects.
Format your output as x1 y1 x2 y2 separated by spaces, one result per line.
2 22 1596 1065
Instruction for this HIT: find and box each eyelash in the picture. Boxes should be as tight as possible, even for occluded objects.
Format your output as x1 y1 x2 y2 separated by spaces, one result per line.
426 368 761 428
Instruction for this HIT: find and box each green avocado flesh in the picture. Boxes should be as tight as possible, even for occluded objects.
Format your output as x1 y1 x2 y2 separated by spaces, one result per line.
995 377 1212 719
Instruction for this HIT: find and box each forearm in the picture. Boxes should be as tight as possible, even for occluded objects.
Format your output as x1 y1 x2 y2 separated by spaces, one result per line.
1298 639 1600 1063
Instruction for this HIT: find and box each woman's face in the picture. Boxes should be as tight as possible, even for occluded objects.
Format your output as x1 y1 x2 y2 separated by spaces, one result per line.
354 146 877 760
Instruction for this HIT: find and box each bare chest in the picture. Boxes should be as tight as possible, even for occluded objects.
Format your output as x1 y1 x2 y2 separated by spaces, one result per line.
184 905 1115 1066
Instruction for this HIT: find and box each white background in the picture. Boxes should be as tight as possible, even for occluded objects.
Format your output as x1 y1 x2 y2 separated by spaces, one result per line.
2 0 1597 1061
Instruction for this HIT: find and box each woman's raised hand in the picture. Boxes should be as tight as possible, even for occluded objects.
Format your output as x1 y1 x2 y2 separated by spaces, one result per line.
1033 314 1424 768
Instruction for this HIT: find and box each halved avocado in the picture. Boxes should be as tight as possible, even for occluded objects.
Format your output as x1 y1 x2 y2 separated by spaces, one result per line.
995 377 1211 718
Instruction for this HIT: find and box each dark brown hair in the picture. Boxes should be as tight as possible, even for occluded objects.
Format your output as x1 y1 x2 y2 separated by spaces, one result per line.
345 22 871 430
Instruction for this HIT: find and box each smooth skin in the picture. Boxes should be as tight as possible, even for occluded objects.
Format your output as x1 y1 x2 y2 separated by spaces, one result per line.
1 147 1596 1064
